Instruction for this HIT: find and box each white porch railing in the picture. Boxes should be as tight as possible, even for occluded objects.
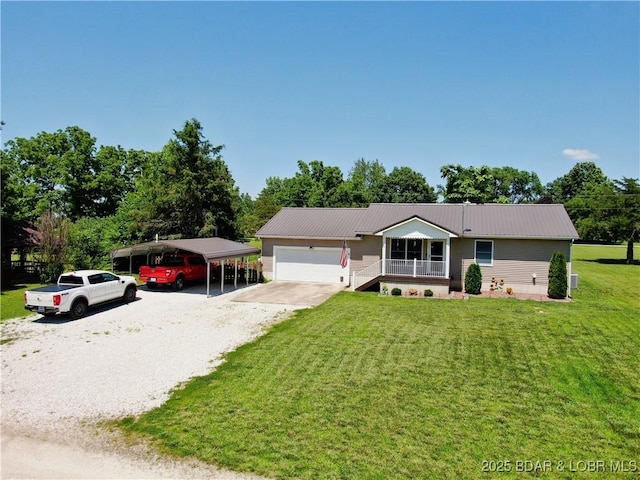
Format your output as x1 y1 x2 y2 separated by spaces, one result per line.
352 260 383 291
386 259 446 278
352 259 447 290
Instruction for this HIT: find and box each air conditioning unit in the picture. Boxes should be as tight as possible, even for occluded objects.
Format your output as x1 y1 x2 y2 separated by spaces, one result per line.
570 273 579 289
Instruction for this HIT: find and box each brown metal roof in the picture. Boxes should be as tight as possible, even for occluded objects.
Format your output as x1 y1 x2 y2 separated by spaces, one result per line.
111 237 260 261
257 203 579 240
256 207 367 239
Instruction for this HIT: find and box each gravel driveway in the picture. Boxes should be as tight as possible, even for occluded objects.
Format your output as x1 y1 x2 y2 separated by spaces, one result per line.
1 284 303 479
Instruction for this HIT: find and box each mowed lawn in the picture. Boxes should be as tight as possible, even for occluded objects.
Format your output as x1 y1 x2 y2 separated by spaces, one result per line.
120 245 640 479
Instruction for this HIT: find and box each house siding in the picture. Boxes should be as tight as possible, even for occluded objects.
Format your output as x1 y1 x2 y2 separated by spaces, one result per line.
456 238 572 294
262 236 573 295
261 237 375 282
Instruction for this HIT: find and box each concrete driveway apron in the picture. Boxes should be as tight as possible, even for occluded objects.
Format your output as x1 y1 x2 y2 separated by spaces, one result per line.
233 281 345 307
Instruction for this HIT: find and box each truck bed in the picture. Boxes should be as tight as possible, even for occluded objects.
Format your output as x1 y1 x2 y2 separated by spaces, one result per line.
27 284 80 293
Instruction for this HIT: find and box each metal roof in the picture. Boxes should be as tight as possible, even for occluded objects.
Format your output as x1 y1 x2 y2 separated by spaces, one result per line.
111 237 260 261
256 207 367 239
257 203 579 240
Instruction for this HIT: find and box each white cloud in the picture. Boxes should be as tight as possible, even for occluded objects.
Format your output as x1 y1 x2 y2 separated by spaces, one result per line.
562 148 600 161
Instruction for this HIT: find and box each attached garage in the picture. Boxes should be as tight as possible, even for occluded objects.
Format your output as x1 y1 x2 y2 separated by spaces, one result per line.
274 246 349 285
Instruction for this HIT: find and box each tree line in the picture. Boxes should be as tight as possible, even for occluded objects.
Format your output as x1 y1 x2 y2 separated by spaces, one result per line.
1 118 638 282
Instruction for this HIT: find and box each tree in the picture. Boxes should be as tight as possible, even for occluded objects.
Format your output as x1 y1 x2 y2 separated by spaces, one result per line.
34 212 71 283
382 166 437 203
439 164 543 203
548 251 568 299
68 216 122 270
464 263 482 294
0 127 141 221
564 177 639 263
613 177 640 264
545 161 610 203
347 158 388 204
121 119 240 240
491 167 544 203
439 164 494 203
239 190 282 237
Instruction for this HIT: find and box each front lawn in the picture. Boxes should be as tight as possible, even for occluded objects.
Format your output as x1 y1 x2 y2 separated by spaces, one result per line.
0 284 44 322
119 245 639 479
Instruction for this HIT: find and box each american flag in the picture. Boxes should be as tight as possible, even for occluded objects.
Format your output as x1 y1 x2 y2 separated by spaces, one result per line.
340 240 348 268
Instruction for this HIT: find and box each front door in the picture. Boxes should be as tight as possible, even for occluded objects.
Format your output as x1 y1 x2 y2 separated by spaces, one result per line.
429 241 444 276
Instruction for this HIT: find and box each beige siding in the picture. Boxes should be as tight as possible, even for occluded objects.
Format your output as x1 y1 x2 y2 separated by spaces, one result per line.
263 236 573 294
457 238 572 294
349 236 382 273
260 237 381 281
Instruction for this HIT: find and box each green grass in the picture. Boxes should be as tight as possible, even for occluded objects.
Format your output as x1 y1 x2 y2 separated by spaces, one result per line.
0 283 44 322
118 245 638 477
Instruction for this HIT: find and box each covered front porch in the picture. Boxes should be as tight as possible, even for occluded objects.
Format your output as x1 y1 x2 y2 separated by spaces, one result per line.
352 217 457 291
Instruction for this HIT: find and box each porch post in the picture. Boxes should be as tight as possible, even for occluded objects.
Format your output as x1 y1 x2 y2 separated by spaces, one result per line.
221 261 224 293
445 238 451 278
381 236 387 276
413 257 417 277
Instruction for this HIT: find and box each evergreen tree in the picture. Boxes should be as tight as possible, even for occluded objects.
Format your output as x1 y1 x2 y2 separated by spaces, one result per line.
465 263 482 294
548 251 568 299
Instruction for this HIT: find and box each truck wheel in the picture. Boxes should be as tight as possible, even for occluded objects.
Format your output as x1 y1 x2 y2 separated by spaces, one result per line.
123 285 137 303
173 276 184 291
70 299 88 320
147 282 157 290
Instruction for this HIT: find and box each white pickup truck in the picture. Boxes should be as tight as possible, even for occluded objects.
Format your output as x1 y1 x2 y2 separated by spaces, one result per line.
24 270 138 319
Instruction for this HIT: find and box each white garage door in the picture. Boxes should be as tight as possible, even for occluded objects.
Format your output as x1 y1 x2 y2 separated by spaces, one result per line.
275 246 349 284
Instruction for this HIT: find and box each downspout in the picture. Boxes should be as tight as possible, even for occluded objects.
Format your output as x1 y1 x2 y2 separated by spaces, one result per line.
568 239 574 298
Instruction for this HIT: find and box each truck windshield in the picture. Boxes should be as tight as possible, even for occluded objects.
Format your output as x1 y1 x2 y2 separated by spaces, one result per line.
59 275 84 285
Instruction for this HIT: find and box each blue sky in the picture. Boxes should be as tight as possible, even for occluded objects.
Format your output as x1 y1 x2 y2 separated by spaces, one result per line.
2 1 638 198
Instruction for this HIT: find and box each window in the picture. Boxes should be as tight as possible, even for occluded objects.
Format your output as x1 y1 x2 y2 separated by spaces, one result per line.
475 240 493 266
189 256 206 266
390 239 406 259
88 274 105 285
406 239 422 260
59 275 84 285
390 239 423 260
101 273 118 282
159 256 186 267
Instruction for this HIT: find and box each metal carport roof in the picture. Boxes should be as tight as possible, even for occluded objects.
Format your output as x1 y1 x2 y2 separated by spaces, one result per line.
111 238 261 297
111 237 260 261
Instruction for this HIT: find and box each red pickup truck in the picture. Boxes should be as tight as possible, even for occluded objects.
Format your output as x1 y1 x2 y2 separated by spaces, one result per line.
139 254 207 290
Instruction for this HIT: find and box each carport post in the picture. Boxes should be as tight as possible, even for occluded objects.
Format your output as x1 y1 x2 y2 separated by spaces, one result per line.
246 257 249 286
234 259 238 289
129 255 133 274
220 261 224 293
206 262 211 297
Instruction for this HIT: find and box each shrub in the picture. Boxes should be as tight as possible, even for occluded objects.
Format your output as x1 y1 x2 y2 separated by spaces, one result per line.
391 287 402 296
548 251 568 299
465 263 482 294
424 289 434 297
408 288 418 296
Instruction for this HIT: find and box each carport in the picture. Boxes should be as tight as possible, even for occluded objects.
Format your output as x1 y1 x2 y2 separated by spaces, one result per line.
111 237 260 297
